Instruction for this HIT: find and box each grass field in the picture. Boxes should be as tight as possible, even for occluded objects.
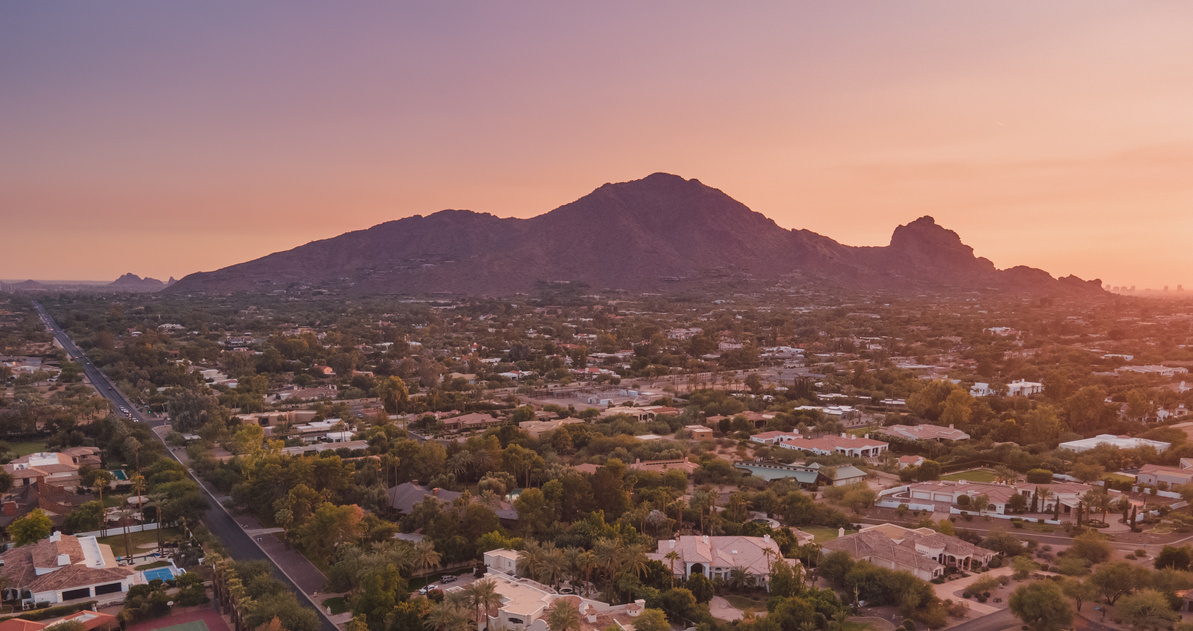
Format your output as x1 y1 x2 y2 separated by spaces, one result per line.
6 440 47 457
941 469 998 482
722 594 767 612
322 597 349 615
802 526 855 542
97 526 182 552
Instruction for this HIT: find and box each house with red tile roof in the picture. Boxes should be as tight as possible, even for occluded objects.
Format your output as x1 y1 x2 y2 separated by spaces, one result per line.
0 532 135 605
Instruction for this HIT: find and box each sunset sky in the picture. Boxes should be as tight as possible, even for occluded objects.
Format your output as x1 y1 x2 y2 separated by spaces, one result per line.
3 2 1192 289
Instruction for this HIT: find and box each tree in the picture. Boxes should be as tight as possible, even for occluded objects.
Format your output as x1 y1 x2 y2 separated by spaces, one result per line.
1089 561 1149 605
1071 462 1106 484
414 540 443 576
425 600 472 631
546 599 582 631
631 609 670 631
915 460 942 482
1069 531 1112 564
63 500 105 534
378 376 410 415
1115 589 1179 631
466 579 502 627
1060 577 1097 612
1154 545 1192 571
295 502 363 563
11 509 52 545
1007 493 1028 514
1009 581 1074 631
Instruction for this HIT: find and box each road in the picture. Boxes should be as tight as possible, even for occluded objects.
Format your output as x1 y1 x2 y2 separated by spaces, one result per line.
32 301 337 631
946 609 1016 631
33 301 155 425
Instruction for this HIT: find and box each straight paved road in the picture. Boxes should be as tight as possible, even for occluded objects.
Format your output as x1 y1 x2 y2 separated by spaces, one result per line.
33 301 337 631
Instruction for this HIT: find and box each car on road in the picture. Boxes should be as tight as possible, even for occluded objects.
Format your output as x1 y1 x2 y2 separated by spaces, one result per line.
440 575 456 583
419 584 438 594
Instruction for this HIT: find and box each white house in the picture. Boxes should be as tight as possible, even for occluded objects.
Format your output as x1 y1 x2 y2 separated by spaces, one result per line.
0 533 136 605
1059 434 1170 453
1006 380 1044 397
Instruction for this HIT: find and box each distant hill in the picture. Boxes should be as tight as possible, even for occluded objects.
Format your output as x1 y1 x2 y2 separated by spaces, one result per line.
168 173 1104 297
107 273 168 292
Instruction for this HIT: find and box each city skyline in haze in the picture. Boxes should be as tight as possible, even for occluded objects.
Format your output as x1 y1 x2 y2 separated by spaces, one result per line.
3 2 1192 289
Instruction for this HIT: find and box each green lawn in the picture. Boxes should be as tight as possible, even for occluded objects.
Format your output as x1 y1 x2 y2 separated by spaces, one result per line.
6 440 47 457
1104 473 1135 484
842 621 874 631
97 526 182 553
941 469 998 482
803 526 855 542
322 597 349 615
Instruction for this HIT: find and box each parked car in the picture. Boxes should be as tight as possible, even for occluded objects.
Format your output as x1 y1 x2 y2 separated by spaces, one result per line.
441 575 456 583
419 584 439 595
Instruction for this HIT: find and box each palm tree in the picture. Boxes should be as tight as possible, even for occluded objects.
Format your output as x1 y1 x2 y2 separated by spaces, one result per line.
728 566 748 591
664 551 680 589
546 600 582 631
466 579 501 627
576 550 597 597
425 601 472 631
592 538 624 597
414 540 442 577
832 609 849 631
541 546 567 588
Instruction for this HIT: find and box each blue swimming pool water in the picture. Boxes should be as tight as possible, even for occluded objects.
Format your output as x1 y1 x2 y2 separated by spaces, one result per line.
110 470 128 481
143 567 175 582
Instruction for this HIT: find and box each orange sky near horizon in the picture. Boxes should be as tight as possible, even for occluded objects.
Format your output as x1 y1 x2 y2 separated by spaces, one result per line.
3 2 1192 289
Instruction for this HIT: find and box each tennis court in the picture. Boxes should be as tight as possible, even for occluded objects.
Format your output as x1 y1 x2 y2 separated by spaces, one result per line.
127 608 230 631
155 622 208 631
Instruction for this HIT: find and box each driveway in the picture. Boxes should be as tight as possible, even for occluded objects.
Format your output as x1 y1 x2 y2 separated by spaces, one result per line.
709 596 744 622
933 567 1012 616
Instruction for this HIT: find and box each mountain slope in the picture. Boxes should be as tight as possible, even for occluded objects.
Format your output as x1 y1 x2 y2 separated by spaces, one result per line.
169 173 1102 296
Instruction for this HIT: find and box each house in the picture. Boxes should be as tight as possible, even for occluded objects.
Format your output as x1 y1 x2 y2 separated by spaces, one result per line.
386 482 518 522
902 480 1099 519
627 459 699 475
600 407 656 422
0 532 136 605
876 424 970 442
685 425 713 439
519 417 584 439
647 535 791 587
4 453 85 490
1136 464 1193 487
824 524 995 581
898 455 926 469
750 431 800 445
441 413 507 433
736 460 867 487
462 569 645 631
484 548 520 575
777 434 888 458
1059 434 1170 453
969 383 994 397
1006 380 1044 397
0 611 118 631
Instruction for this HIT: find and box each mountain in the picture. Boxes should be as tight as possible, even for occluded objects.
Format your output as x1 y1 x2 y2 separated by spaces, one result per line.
169 173 1103 297
107 273 167 292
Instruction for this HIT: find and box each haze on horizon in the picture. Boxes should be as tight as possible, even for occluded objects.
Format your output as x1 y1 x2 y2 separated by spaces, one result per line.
3 2 1192 290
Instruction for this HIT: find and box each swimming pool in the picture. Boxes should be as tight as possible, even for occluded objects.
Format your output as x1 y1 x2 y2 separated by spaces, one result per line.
143 567 176 582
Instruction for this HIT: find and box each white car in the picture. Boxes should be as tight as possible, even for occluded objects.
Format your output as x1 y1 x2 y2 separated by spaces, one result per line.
419 584 438 595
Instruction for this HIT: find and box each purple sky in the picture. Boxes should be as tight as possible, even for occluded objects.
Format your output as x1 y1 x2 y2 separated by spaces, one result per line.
3 2 1192 288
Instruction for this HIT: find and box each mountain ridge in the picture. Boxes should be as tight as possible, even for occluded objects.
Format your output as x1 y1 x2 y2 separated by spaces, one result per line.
168 173 1104 297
